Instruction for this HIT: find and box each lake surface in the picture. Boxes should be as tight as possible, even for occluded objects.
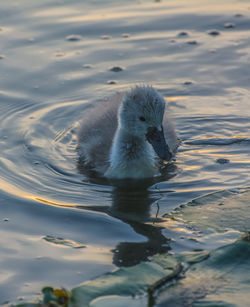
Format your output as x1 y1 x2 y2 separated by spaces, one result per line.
0 0 250 305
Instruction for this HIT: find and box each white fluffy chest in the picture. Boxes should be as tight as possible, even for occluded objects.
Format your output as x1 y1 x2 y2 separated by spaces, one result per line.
105 137 158 179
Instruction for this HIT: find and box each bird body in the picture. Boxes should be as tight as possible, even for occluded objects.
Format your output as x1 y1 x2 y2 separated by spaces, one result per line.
77 86 179 179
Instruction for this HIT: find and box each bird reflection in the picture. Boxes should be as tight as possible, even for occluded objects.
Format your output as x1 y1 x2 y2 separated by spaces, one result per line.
110 185 170 267
77 158 178 266
77 164 178 267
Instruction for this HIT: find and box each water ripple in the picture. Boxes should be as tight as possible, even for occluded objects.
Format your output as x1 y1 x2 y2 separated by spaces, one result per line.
185 137 250 145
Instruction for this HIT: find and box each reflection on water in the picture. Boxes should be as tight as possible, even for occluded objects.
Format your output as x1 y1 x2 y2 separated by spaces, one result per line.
76 162 179 266
112 221 169 267
78 183 172 267
0 0 250 303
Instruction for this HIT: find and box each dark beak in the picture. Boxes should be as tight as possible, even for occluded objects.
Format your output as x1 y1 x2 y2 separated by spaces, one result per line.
146 126 172 161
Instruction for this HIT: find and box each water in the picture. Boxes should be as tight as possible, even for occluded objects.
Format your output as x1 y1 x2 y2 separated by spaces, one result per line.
0 0 250 305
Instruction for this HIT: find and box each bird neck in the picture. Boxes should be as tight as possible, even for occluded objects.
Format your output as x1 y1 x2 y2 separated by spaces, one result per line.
105 127 157 179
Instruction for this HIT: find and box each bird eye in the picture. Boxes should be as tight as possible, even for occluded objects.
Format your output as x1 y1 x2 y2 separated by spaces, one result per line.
139 116 146 122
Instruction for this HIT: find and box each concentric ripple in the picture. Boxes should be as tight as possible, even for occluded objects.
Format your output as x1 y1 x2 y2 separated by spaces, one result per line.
1 0 250 303
0 91 114 207
1 88 250 215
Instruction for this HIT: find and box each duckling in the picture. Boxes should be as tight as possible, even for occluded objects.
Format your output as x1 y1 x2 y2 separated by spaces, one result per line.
77 86 179 179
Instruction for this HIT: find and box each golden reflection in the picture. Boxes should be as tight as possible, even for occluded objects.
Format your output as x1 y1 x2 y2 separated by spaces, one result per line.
0 179 34 201
165 96 187 102
181 165 200 171
160 218 194 235
62 246 113 263
0 270 14 283
22 99 87 123
35 197 78 208
0 178 80 208
59 6 165 23
33 7 78 18
36 1 247 24
59 71 89 81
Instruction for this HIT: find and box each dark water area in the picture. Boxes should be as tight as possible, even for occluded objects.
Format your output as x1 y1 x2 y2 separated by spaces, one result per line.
0 0 250 305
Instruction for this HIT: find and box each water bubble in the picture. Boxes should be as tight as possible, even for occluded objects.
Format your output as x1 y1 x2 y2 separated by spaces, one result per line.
83 64 92 69
224 23 235 28
109 66 124 72
216 158 230 164
207 29 220 36
107 80 117 84
55 51 65 57
188 237 199 242
178 31 188 37
184 81 193 85
168 251 175 255
187 40 198 45
101 35 112 40
66 34 82 41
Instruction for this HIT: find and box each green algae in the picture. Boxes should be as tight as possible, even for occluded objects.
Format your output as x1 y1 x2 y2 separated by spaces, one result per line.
156 236 250 307
13 235 250 307
13 188 250 307
166 188 250 233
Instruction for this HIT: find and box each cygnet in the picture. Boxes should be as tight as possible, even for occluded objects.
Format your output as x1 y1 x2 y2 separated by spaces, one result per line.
77 86 179 179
